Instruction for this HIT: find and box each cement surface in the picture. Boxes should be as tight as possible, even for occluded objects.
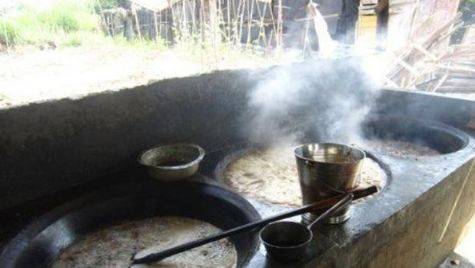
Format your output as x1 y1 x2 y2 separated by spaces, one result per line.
1 68 475 267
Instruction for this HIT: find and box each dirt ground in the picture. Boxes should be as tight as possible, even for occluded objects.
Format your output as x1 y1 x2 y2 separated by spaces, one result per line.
1 40 472 109
0 45 278 109
0 46 205 108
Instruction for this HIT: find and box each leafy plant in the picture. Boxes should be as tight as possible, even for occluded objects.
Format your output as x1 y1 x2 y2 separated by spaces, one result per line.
0 0 101 47
0 19 20 46
36 0 98 33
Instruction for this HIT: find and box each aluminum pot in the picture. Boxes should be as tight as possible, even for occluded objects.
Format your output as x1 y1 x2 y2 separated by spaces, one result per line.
294 143 365 224
260 194 353 263
138 144 205 180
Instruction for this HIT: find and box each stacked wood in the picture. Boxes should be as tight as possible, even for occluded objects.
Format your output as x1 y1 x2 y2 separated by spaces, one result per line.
380 0 475 93
384 21 475 94
429 26 475 93
384 11 466 90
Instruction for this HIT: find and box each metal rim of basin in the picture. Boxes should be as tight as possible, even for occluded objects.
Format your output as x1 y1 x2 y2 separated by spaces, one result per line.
363 116 470 157
138 143 205 170
0 180 261 268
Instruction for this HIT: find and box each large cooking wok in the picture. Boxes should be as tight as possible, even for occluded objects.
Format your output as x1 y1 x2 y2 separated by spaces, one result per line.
0 180 261 268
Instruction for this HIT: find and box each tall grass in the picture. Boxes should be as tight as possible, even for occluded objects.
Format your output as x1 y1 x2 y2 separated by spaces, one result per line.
0 20 19 46
0 0 278 70
0 0 99 47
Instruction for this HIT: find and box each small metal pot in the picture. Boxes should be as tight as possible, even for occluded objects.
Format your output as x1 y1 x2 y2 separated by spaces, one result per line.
260 194 353 263
138 144 205 180
260 221 312 263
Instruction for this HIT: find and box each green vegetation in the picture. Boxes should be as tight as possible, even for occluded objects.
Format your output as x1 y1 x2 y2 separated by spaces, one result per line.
0 0 99 47
0 0 269 71
0 0 171 50
0 20 19 46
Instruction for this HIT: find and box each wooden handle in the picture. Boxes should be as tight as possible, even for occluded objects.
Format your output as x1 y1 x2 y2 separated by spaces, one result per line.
307 193 353 230
131 194 345 264
131 186 378 265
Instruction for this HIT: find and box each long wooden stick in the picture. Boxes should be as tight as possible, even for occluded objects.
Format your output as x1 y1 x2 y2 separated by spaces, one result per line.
131 196 341 264
132 186 377 265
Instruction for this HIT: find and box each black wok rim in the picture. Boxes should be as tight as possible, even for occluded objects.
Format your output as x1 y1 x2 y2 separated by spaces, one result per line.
0 180 261 268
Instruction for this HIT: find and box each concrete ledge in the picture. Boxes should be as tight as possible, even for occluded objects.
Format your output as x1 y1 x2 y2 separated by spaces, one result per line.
1 66 475 267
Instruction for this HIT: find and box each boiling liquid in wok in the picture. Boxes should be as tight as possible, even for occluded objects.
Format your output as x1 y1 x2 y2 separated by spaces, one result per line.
53 216 237 268
223 146 386 207
363 139 440 158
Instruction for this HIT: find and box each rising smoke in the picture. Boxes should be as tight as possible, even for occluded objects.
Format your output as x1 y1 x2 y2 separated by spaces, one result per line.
244 4 389 147
246 51 384 147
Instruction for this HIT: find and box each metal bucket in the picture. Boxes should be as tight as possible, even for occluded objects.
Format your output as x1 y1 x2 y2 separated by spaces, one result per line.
294 143 365 224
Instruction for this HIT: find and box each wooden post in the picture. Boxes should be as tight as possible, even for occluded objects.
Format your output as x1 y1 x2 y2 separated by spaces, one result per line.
167 0 175 44
246 0 254 46
226 0 231 44
153 11 159 41
202 0 219 45
277 0 283 47
131 4 142 40
182 0 189 40
238 1 245 43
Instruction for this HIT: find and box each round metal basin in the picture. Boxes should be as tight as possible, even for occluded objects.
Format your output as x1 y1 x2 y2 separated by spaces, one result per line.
0 181 260 268
363 117 469 157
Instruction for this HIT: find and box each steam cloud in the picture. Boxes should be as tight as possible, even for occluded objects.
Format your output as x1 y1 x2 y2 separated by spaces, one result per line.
246 54 383 146
245 4 389 147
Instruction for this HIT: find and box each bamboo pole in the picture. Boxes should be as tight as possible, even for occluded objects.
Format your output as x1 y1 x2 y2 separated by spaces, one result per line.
277 0 283 48
431 71 449 92
268 0 278 48
132 4 142 40
256 2 268 46
302 8 311 57
227 0 231 44
246 0 254 46
234 0 243 45
167 0 176 44
209 0 218 46
238 0 246 44
199 0 206 50
182 0 188 41
153 12 159 41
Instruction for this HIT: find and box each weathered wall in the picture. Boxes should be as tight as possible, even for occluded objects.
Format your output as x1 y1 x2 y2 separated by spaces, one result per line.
367 161 475 268
0 59 376 211
1 69 475 212
0 70 258 210
1 66 475 267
